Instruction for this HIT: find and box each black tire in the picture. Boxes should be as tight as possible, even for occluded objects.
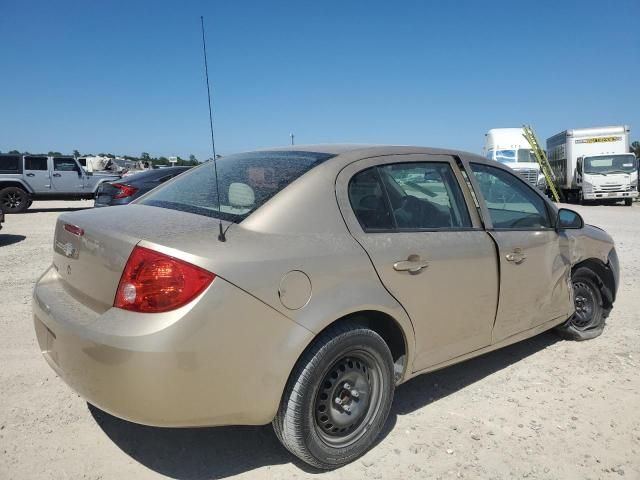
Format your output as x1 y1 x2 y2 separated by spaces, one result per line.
624 198 633 206
273 322 395 470
0 186 30 213
555 267 605 341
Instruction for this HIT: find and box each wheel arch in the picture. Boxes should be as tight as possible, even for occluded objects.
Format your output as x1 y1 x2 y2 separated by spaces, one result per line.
292 309 411 386
572 257 616 315
0 180 34 194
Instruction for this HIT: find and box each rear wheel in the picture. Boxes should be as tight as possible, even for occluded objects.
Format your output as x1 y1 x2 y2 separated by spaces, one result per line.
624 198 633 206
555 267 605 341
0 187 30 213
273 322 395 469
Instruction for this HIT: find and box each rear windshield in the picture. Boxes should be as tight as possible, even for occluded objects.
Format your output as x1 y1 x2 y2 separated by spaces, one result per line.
140 151 335 221
124 167 190 183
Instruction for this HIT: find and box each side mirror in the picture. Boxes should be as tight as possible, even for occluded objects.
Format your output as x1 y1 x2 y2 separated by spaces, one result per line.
557 208 584 230
576 160 582 175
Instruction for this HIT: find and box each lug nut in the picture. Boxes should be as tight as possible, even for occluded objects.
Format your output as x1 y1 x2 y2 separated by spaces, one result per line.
343 382 351 390
351 389 359 398
343 405 351 413
334 397 343 405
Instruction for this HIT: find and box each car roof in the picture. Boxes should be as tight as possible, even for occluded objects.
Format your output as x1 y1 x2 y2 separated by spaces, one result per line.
255 144 493 166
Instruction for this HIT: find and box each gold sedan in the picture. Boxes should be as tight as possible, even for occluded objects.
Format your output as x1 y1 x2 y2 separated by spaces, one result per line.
33 145 618 469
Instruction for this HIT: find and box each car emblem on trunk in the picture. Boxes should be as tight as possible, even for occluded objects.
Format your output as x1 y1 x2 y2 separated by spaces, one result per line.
56 241 76 258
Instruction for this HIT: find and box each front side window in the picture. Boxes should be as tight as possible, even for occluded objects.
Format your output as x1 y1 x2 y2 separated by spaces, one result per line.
141 151 335 222
53 158 80 173
470 163 551 229
349 162 471 231
25 156 48 170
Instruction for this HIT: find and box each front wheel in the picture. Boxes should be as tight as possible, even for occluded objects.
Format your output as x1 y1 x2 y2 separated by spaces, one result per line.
273 322 395 469
0 186 30 213
555 267 605 341
624 198 633 206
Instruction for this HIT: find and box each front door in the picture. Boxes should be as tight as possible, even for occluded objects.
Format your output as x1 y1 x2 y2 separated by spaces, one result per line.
467 162 573 343
51 157 84 193
23 156 51 192
337 155 500 371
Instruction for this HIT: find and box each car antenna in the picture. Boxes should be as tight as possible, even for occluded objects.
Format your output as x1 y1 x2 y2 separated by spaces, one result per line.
200 15 226 242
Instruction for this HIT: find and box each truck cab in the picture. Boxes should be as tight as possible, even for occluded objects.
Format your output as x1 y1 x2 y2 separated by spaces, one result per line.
548 126 638 206
576 153 638 204
0 154 120 213
483 128 545 189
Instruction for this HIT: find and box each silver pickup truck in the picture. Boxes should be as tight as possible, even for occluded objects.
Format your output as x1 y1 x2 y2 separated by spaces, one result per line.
0 154 120 213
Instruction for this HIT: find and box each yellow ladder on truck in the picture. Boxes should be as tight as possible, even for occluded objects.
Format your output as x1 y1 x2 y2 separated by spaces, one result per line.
522 125 563 203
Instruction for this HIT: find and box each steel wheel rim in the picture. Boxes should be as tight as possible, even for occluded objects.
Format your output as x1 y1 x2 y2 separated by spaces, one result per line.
313 350 383 448
571 281 597 330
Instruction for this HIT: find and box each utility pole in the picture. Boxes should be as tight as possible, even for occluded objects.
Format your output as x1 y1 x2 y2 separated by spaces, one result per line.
290 132 295 146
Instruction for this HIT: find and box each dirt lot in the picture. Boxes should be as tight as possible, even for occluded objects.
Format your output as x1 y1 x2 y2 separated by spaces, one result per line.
1 200 639 480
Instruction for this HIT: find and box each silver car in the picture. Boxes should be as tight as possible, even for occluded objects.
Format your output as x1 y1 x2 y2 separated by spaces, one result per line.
33 145 618 469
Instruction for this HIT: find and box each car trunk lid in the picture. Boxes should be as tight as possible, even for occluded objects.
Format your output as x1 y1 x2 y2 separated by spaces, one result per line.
53 204 231 311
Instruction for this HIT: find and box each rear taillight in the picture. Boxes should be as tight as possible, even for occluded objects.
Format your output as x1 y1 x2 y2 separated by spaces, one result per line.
112 183 139 199
114 246 215 313
63 223 84 236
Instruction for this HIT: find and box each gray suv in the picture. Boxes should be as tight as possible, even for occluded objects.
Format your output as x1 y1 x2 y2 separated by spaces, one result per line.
0 154 120 213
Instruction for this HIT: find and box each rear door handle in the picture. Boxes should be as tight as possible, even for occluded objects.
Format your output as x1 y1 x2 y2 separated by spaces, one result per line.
52 173 61 177
393 254 429 274
505 248 526 264
25 173 35 177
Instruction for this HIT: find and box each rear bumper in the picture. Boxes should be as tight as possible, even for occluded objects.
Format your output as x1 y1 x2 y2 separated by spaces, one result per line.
33 266 313 427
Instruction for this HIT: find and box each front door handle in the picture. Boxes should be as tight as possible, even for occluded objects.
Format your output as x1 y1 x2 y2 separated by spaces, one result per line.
393 254 429 274
25 173 35 177
505 248 526 264
52 173 61 177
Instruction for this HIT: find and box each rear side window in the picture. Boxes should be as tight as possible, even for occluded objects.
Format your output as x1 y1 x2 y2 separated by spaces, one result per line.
24 156 48 170
348 168 393 230
0 155 21 174
379 163 471 229
141 151 335 221
349 162 472 231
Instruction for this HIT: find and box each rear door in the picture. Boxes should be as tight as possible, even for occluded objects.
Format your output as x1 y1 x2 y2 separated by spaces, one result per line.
51 157 84 193
23 156 51 192
466 161 573 343
337 154 499 371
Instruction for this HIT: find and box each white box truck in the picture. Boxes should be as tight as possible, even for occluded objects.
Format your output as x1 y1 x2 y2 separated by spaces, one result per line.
546 125 638 206
483 128 545 189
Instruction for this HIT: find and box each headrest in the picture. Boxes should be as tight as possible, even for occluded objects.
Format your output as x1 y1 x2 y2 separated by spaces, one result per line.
228 182 255 208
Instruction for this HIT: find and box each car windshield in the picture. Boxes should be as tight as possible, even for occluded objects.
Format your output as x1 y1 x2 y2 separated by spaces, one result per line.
140 150 335 221
517 149 536 163
584 155 637 174
495 150 516 163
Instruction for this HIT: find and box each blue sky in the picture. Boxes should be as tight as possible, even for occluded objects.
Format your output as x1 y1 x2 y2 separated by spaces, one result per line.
1 0 638 159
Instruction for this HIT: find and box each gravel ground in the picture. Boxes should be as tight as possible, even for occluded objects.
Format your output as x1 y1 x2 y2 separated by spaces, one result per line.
1 200 639 480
